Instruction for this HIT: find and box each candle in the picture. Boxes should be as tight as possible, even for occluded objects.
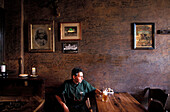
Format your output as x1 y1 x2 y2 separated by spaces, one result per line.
32 67 36 75
1 65 6 72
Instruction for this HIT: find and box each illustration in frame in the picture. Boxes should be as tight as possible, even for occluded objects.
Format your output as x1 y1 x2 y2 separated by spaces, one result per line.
60 22 81 40
29 23 55 52
62 42 78 53
133 23 155 49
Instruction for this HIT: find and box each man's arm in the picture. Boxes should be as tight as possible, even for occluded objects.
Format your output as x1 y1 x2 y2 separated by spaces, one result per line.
55 95 69 112
95 88 102 95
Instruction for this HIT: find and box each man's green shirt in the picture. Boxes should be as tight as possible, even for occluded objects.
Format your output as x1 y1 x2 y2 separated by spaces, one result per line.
58 79 96 105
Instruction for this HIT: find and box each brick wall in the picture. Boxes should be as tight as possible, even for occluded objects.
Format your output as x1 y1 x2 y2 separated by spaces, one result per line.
4 0 170 95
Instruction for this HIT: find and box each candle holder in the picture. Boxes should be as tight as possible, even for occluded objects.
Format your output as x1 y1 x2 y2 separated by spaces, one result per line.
30 67 38 77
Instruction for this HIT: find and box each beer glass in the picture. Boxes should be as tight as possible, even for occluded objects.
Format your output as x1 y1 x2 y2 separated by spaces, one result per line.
102 89 108 102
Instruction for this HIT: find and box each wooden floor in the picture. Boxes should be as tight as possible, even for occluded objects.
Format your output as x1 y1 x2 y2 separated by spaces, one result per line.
96 92 148 112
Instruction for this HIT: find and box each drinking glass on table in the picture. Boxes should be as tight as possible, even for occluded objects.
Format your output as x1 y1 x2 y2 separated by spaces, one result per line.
102 88 108 102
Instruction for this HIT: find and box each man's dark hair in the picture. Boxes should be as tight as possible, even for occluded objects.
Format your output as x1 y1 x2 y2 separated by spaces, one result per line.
71 68 83 77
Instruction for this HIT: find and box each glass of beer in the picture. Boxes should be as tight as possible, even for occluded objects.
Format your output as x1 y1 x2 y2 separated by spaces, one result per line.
102 89 108 102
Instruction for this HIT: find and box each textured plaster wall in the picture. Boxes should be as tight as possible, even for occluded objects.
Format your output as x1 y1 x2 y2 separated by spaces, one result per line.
4 0 170 94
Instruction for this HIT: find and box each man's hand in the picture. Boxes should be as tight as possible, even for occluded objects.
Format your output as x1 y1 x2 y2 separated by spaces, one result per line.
95 89 102 95
56 95 69 112
61 102 69 112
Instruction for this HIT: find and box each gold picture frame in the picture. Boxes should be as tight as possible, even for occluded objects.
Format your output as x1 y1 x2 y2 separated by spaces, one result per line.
60 22 81 40
29 22 55 52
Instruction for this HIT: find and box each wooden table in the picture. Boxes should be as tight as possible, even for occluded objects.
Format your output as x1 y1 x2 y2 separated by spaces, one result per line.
96 92 147 112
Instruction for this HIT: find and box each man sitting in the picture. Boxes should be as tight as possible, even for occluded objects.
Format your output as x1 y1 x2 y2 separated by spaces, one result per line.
55 67 101 112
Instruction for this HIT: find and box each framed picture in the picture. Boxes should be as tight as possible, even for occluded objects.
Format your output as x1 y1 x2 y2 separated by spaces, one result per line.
133 23 155 49
60 22 81 40
62 42 78 53
29 23 55 52
157 30 170 34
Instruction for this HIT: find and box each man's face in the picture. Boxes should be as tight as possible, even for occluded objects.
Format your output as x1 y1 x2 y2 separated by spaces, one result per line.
37 29 46 38
73 72 84 84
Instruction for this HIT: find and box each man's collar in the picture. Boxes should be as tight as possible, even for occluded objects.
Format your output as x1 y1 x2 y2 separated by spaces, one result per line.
71 79 79 87
71 79 84 87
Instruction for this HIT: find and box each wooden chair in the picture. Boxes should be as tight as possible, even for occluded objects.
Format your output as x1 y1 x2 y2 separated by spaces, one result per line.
34 99 45 112
86 97 93 112
86 91 97 112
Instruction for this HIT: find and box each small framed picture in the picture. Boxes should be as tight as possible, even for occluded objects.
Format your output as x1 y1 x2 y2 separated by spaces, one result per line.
62 42 78 53
29 23 55 52
60 22 81 40
133 23 155 49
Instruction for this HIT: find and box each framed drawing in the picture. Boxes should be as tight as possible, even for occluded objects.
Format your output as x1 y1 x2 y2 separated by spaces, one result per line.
60 22 81 40
62 42 78 53
29 23 55 52
133 23 155 49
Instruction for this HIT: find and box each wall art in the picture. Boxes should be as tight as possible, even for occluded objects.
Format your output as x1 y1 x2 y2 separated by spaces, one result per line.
133 23 155 49
60 22 81 40
62 42 78 53
29 23 55 52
